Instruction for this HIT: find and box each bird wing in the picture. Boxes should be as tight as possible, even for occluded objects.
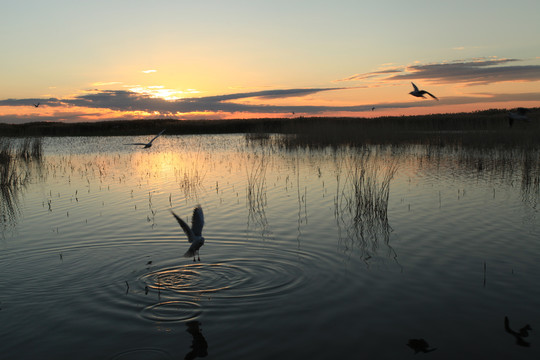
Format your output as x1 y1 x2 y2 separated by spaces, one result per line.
171 210 195 243
148 129 166 144
424 91 438 100
191 205 204 237
411 82 419 91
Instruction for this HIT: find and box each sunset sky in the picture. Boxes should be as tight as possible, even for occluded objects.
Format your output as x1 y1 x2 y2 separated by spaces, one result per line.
1 0 539 124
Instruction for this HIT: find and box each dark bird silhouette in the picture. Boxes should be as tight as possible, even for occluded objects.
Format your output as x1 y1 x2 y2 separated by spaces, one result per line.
171 205 205 261
33 102 40 107
407 338 436 353
124 129 165 148
371 107 375 111
409 82 438 100
508 108 530 128
504 316 532 347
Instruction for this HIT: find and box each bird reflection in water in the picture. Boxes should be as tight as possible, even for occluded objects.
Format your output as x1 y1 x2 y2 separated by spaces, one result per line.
504 316 532 347
184 320 208 359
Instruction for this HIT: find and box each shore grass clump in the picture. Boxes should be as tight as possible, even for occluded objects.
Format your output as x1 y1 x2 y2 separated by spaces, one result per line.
0 140 18 186
17 137 43 162
1 137 43 227
334 148 398 260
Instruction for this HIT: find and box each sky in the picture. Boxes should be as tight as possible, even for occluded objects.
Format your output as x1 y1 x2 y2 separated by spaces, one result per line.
1 0 539 124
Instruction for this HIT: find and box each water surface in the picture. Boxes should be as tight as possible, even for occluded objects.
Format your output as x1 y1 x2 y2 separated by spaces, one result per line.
1 135 539 359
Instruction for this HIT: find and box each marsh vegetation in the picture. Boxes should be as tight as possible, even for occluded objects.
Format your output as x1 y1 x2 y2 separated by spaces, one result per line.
1 137 43 228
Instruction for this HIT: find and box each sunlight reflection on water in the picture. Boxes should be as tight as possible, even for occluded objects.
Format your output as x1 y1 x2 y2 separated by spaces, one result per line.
1 134 539 359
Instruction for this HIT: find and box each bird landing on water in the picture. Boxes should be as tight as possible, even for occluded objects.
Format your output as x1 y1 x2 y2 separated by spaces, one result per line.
171 205 205 261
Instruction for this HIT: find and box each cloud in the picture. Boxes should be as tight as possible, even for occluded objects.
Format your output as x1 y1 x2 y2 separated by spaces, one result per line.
341 58 540 86
142 70 157 74
336 69 402 82
2 85 540 124
389 58 540 85
0 87 350 115
92 81 123 86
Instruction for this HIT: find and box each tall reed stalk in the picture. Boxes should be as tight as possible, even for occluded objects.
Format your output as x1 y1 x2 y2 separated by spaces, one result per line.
334 148 398 261
245 151 269 229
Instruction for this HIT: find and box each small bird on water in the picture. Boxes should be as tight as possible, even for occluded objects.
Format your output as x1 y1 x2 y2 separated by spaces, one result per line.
124 129 165 148
409 82 438 101
171 205 205 261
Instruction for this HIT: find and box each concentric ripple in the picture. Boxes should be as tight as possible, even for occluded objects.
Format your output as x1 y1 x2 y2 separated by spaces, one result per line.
140 300 202 322
139 256 307 303
109 348 172 360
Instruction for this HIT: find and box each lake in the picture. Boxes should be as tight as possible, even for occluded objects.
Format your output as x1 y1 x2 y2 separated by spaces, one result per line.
1 134 539 359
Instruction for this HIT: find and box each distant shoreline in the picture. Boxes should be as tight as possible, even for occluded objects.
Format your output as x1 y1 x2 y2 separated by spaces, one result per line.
0 108 540 137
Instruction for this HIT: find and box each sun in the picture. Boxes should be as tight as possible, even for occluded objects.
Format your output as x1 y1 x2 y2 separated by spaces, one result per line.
128 86 200 100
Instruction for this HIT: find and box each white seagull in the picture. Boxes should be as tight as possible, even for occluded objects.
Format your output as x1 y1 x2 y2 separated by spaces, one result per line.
171 205 205 261
409 82 438 101
508 108 530 128
124 129 165 148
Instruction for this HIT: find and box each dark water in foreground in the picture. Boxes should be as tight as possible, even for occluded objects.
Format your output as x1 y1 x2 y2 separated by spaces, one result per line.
1 135 539 359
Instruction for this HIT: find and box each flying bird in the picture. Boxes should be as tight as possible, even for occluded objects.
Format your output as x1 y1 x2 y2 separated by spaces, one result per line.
409 82 438 101
508 108 530 128
124 129 165 148
171 205 205 261
33 102 40 107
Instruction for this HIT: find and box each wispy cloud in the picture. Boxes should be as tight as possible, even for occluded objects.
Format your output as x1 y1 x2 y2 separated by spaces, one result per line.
336 68 403 82
341 58 540 85
0 87 351 115
142 70 157 74
92 81 123 86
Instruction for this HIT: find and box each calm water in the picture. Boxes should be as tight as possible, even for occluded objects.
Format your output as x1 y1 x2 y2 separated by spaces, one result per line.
1 134 539 359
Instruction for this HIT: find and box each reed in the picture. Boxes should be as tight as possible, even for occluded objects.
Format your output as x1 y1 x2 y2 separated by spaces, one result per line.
275 108 540 150
245 151 269 229
1 137 43 228
0 140 18 186
334 148 398 261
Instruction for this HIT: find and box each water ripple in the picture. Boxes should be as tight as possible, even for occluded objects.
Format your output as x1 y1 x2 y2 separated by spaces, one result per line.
139 257 306 303
140 300 202 323
109 348 172 360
